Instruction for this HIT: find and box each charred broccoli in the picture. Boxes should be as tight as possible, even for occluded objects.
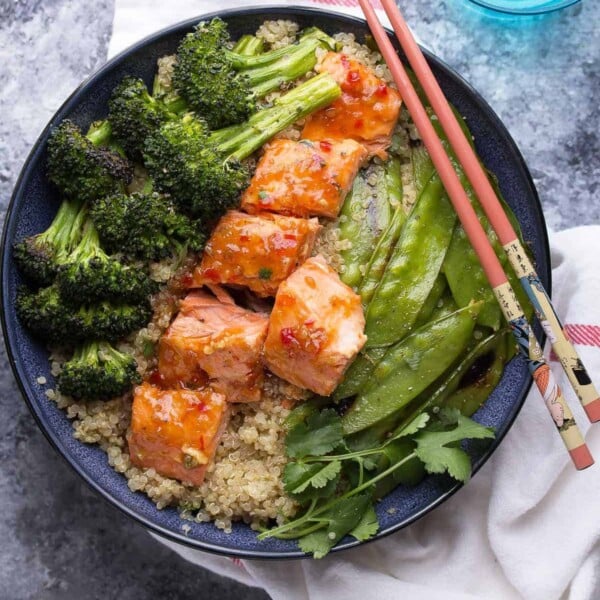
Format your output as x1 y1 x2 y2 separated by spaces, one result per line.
58 340 140 400
90 184 205 261
108 77 185 160
143 72 341 219
56 219 156 304
17 284 152 344
13 198 86 286
172 18 335 129
47 120 133 203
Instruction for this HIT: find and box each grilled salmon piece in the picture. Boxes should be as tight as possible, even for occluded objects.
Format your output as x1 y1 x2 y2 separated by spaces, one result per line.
190 210 321 296
302 52 402 159
263 255 367 396
128 382 229 486
241 138 367 219
158 289 269 402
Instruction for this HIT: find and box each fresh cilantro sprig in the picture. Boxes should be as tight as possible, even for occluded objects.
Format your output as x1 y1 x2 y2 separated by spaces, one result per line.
259 407 494 558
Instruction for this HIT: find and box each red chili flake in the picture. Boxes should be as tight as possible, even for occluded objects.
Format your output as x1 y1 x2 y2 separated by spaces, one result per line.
354 119 364 129
375 82 388 97
280 327 297 347
148 370 164 386
319 140 332 152
239 234 250 242
284 233 297 240
304 318 315 326
347 70 360 84
181 272 194 287
202 267 220 281
340 54 350 69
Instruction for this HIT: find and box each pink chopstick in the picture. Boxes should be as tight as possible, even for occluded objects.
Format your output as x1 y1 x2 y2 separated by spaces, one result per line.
378 0 600 424
358 0 593 469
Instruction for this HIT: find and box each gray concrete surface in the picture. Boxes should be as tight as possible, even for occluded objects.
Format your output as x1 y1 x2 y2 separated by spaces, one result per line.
0 0 597 598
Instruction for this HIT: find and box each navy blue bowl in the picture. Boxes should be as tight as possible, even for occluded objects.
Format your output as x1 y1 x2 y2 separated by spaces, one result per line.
0 6 549 558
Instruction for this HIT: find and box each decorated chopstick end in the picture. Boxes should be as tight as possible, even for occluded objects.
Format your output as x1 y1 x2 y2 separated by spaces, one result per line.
569 444 594 471
583 397 600 423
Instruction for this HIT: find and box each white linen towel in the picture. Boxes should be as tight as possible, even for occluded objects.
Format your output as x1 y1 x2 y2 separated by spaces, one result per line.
110 3 600 598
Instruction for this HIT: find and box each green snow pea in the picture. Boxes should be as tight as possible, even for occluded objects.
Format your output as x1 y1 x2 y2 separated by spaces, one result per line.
342 302 482 435
338 158 401 289
334 276 452 402
444 339 507 417
364 175 456 348
392 328 510 433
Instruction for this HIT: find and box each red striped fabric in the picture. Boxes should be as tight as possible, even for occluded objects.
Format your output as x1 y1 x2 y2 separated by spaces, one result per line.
548 325 600 362
311 0 383 9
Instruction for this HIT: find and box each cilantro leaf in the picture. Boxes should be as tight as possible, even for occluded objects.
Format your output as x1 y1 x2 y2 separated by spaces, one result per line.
392 412 430 439
298 493 372 558
284 461 341 495
286 409 343 459
415 414 495 482
298 530 332 559
349 505 379 541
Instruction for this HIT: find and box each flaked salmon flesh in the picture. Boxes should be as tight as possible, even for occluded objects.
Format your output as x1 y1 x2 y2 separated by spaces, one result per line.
302 52 402 159
263 255 367 396
190 210 321 297
241 138 368 219
158 289 269 403
128 383 230 486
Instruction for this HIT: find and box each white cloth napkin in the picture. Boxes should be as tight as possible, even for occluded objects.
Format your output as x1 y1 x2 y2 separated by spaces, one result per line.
110 3 600 599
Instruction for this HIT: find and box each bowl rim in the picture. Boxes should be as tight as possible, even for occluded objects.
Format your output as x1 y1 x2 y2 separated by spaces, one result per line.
1 5 550 559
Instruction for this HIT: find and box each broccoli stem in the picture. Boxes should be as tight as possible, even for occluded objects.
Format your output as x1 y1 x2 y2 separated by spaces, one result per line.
232 34 265 56
230 38 322 99
214 72 341 161
86 120 113 147
68 218 105 265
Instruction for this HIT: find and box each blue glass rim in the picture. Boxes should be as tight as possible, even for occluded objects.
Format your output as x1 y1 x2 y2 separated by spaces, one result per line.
468 0 581 15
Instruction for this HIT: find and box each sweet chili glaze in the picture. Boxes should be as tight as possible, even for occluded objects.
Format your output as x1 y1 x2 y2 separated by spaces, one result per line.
263 255 367 397
302 52 402 159
158 289 269 403
128 383 230 486
190 210 321 296
240 138 367 218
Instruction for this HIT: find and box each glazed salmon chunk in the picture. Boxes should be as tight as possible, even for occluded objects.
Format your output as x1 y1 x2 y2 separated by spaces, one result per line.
158 289 269 402
302 52 402 158
241 138 367 219
263 255 367 396
128 383 229 486
190 210 321 296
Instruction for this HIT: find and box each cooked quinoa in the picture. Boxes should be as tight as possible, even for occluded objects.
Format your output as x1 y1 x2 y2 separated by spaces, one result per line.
45 20 420 532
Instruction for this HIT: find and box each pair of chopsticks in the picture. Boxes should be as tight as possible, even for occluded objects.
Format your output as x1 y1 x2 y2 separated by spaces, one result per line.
359 0 597 469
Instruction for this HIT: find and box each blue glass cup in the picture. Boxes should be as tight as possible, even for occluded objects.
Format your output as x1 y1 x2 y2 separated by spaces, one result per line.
468 0 581 14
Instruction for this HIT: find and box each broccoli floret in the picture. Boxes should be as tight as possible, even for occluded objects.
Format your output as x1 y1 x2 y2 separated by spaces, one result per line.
143 72 341 219
47 120 133 203
108 77 185 160
17 284 152 343
13 198 86 286
56 219 156 304
16 285 70 343
58 340 141 400
172 18 335 129
90 186 205 261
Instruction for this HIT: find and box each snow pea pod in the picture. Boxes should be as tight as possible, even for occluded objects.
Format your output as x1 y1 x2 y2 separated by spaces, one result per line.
392 328 509 433
335 277 452 402
338 159 401 290
342 302 482 435
444 340 507 417
364 175 456 348
442 181 505 330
